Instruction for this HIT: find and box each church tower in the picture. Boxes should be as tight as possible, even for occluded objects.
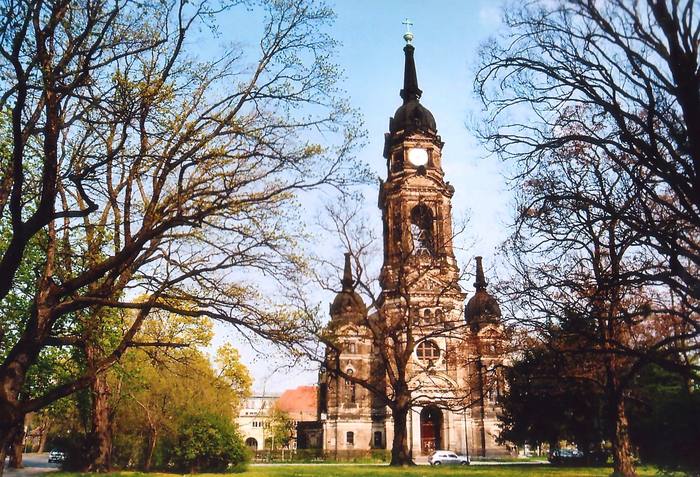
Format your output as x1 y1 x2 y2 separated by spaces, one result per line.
378 33 465 330
317 31 509 460
374 33 508 458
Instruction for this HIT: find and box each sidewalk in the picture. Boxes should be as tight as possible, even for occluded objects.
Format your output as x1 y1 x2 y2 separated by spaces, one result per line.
3 453 59 477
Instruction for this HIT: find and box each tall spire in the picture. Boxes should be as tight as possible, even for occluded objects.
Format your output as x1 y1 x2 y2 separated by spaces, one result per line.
474 256 487 290
342 252 353 290
387 20 437 136
400 23 422 103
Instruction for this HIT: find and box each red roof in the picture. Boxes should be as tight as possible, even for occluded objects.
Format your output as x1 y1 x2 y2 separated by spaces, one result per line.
276 385 317 421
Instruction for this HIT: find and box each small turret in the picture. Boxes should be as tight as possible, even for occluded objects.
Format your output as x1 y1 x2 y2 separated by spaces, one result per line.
465 257 501 331
329 253 367 328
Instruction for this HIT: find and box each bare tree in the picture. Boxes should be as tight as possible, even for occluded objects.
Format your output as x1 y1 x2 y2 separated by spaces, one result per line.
496 132 698 476
0 0 367 471
475 0 700 306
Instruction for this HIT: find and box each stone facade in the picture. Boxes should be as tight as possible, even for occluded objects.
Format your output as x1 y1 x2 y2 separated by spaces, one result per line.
317 39 509 459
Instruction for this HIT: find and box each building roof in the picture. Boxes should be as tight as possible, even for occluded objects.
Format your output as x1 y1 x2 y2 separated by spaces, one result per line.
276 385 318 421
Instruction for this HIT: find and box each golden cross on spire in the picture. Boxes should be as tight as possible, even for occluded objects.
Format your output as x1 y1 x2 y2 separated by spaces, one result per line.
402 18 414 44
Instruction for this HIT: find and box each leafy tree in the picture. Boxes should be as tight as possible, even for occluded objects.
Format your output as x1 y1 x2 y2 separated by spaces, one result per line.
628 364 700 471
265 405 295 450
109 313 250 470
42 314 251 471
215 344 253 405
498 347 606 456
170 413 247 473
0 0 367 469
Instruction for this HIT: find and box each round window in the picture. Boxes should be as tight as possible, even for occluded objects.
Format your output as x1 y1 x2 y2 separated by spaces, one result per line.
416 340 440 361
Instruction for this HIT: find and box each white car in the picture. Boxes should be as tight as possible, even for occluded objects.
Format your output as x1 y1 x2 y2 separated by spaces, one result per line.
48 450 66 463
428 450 470 465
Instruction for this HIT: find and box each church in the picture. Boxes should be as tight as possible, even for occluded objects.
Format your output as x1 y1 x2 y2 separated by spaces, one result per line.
316 32 509 459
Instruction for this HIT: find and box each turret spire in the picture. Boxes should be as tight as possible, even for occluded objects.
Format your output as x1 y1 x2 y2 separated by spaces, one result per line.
474 256 487 290
342 252 353 290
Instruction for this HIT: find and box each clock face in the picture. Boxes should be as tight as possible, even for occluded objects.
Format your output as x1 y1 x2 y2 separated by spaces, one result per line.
407 147 429 166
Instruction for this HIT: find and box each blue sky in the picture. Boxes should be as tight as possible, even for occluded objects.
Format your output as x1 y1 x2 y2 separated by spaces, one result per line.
214 0 512 394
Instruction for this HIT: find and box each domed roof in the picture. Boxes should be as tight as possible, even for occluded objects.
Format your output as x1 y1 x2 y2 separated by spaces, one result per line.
465 289 501 321
330 289 367 318
389 43 437 135
390 100 436 134
465 257 501 328
329 253 367 326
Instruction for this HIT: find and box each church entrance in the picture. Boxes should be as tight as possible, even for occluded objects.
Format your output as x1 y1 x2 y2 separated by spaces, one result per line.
420 406 443 455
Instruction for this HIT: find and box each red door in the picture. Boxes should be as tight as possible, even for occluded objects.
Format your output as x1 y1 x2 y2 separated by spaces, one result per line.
420 407 442 455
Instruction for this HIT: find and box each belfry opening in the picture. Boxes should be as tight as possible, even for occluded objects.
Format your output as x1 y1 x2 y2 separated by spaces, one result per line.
410 203 434 255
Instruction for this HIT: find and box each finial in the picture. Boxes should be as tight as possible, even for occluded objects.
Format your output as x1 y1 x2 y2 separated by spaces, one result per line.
402 18 414 44
474 256 487 290
341 252 353 290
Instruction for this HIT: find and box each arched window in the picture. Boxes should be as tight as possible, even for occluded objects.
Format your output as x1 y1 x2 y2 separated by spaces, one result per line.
423 309 432 321
410 204 434 255
245 437 258 450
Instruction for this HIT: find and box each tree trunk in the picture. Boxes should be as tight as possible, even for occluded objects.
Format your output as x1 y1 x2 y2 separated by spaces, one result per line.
0 402 25 477
0 289 61 477
0 446 6 477
37 416 51 453
143 427 157 471
86 371 112 472
389 399 414 466
610 395 636 477
7 421 25 469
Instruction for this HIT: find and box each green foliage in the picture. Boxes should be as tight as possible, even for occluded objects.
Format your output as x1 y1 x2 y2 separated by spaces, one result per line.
39 309 252 471
500 345 700 471
264 406 295 450
170 413 247 472
498 347 606 453
628 365 700 471
215 344 253 405
109 311 251 470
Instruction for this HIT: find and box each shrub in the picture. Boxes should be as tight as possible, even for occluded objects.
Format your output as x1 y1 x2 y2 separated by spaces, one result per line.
170 413 247 472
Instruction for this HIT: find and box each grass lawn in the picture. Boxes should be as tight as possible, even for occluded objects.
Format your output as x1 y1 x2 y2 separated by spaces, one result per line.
53 465 676 477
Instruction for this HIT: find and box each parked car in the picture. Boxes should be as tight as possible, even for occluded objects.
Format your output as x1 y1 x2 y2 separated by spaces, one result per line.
428 450 470 466
548 448 585 465
48 450 66 464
